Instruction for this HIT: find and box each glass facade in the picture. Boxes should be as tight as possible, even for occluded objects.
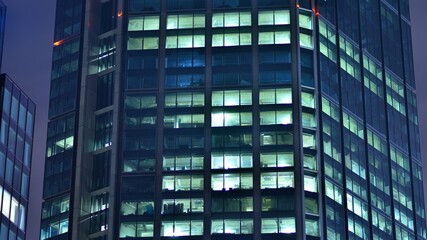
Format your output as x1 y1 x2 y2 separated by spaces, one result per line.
40 0 426 239
0 74 35 240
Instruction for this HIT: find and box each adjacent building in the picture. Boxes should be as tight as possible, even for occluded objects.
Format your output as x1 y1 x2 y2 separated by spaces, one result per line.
40 0 427 239
0 2 36 240
0 74 35 240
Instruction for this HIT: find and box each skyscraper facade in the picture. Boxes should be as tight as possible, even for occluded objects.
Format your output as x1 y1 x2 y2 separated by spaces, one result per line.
0 74 35 240
40 0 426 240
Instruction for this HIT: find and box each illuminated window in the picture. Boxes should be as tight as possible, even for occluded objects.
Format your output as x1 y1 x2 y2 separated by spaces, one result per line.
128 37 159 50
325 179 343 204
211 173 253 190
300 33 313 49
120 222 154 237
347 194 369 220
211 152 252 169
161 220 203 236
128 37 141 50
165 92 204 107
261 218 295 233
164 114 204 128
211 11 252 47
259 10 290 25
2 190 11 218
260 110 292 125
302 91 315 108
211 219 253 234
128 16 160 31
261 172 294 189
304 154 317 170
302 112 316 128
163 155 204 171
46 116 75 157
41 217 69 239
212 32 252 47
259 88 292 104
162 175 204 191
212 110 252 127
259 31 291 45
304 175 317 192
260 152 293 168
121 201 154 215
299 13 312 30
212 12 251 27
306 219 319 236
167 14 205 29
212 90 252 106
303 133 316 149
166 34 205 48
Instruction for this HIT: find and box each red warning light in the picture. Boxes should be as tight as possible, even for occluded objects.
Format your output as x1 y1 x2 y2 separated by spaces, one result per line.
53 39 64 47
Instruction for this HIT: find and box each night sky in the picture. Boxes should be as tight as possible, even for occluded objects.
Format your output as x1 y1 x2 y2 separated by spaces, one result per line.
1 0 426 239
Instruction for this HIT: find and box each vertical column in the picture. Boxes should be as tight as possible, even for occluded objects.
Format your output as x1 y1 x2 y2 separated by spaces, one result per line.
290 0 306 239
312 0 324 239
110 0 123 238
72 0 96 239
251 0 261 238
154 0 167 239
203 0 213 238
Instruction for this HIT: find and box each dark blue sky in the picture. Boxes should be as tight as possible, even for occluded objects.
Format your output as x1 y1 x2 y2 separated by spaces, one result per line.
1 0 427 239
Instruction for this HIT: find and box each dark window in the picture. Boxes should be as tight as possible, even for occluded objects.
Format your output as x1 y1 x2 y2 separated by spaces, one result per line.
100 1 115 34
96 73 114 110
92 151 111 190
129 0 160 12
213 0 251 8
94 111 113 151
167 0 205 10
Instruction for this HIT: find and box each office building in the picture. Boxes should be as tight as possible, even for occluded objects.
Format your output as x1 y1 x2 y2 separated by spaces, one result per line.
0 74 35 240
0 2 36 239
40 0 427 239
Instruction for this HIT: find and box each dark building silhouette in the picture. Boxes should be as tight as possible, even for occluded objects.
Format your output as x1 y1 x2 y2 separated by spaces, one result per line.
40 0 427 239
